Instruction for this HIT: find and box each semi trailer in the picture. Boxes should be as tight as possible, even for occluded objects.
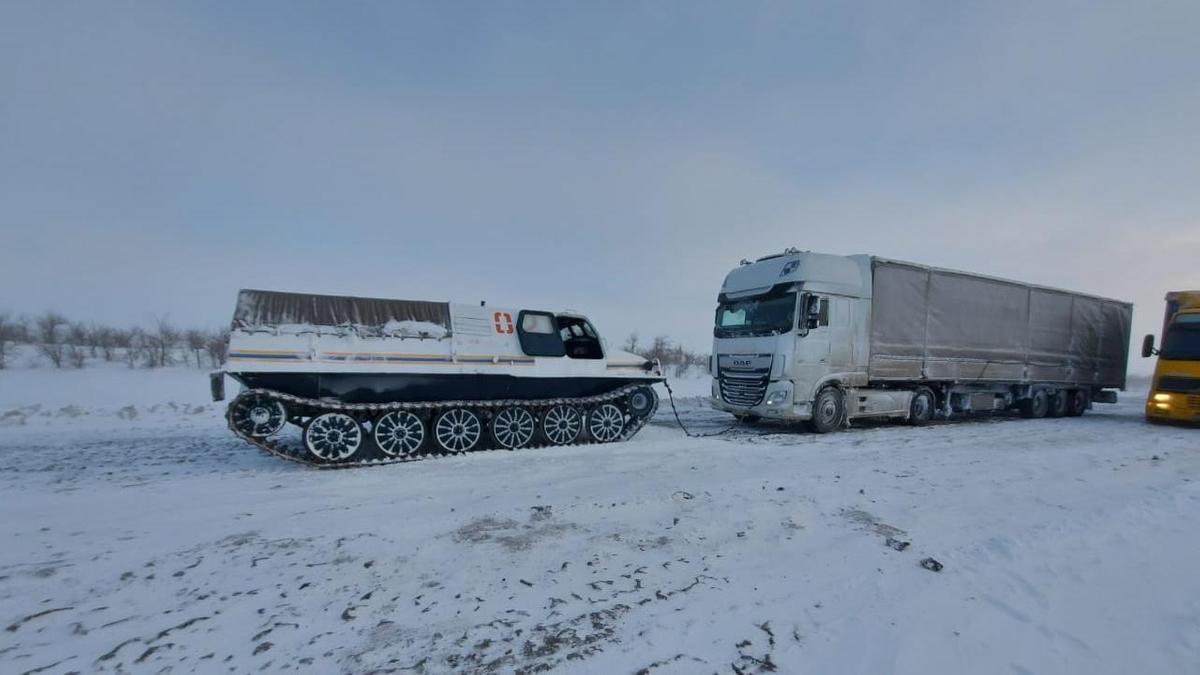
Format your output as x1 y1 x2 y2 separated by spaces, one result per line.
1141 290 1200 423
710 250 1132 431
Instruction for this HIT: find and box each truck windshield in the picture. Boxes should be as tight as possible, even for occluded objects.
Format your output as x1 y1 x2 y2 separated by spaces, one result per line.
714 292 796 338
1161 315 1200 360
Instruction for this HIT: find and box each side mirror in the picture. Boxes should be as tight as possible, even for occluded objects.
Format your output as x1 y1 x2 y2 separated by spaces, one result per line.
1141 334 1156 358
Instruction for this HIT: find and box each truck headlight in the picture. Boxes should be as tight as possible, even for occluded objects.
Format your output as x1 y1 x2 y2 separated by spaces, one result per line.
711 380 721 401
1153 393 1172 402
766 390 790 406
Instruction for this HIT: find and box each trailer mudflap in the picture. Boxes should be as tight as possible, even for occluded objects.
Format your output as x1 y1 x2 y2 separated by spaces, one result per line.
1093 390 1118 404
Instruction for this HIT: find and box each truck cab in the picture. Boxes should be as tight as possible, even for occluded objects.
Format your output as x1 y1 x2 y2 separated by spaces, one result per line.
1142 291 1200 423
710 250 873 426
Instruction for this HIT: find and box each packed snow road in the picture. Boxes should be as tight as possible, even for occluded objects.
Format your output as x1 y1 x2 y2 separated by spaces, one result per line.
2 387 1199 674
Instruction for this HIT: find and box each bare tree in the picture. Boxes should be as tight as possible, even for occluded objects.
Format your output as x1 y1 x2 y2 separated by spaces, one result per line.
184 329 207 367
205 328 229 368
68 322 89 351
0 312 13 369
67 344 87 368
623 332 640 353
92 326 117 361
625 333 708 376
35 312 68 368
124 328 144 369
644 335 673 365
144 316 179 368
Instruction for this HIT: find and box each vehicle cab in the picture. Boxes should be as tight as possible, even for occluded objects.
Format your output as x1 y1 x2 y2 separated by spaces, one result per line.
1142 290 1200 423
710 250 871 421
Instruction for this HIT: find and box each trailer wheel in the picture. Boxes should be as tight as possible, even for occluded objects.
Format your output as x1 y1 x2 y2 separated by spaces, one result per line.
1019 390 1049 419
808 387 844 433
1065 389 1089 417
908 388 935 426
1047 390 1068 418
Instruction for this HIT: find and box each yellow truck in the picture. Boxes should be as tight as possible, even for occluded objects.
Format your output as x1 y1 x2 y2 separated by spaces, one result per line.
1142 291 1200 423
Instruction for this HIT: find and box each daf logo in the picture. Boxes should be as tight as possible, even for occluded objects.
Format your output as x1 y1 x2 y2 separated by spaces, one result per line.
733 359 752 367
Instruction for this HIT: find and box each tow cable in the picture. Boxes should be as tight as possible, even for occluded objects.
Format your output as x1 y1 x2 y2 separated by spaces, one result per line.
661 379 742 438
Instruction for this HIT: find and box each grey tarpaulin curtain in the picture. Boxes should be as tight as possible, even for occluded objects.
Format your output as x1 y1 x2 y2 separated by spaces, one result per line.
232 289 451 332
868 261 1131 388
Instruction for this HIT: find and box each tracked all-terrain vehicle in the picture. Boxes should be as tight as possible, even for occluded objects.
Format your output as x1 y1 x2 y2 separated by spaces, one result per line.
212 290 663 467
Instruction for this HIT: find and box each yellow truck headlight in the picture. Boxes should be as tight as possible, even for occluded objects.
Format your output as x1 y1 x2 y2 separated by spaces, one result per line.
1153 393 1172 402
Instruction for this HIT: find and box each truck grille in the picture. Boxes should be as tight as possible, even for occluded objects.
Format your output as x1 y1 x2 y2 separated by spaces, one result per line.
1158 376 1200 393
717 353 773 408
1188 395 1200 412
720 373 769 407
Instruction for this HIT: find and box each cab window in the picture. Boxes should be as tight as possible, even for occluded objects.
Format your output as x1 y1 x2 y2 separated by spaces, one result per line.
556 315 604 359
800 295 829 330
516 310 566 357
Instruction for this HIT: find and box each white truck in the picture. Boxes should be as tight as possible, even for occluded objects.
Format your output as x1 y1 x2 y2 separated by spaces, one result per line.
710 250 1132 431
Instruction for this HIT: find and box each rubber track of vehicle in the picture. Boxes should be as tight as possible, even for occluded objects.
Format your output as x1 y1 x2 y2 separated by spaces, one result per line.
225 383 659 469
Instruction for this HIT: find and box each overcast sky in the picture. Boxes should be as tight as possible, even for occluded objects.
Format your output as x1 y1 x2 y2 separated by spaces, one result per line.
2 2 1198 373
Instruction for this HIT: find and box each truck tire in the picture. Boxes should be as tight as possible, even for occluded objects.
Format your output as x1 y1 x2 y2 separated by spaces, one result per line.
908 387 935 426
1018 390 1049 419
1047 390 1068 418
808 387 844 433
1065 389 1089 417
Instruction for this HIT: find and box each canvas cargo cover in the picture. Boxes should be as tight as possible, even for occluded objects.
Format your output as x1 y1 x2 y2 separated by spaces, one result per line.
869 261 1131 388
232 289 451 333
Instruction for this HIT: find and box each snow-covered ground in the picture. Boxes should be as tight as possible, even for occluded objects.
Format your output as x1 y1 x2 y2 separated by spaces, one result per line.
2 361 1198 674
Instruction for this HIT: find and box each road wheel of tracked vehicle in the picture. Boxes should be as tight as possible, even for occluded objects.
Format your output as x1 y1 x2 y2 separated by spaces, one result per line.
808 386 844 433
231 395 288 437
1019 390 1049 419
373 410 426 458
587 403 625 443
627 386 657 418
1066 389 1089 417
908 387 936 426
542 405 583 445
492 407 536 450
304 412 363 462
1047 390 1068 418
434 408 483 454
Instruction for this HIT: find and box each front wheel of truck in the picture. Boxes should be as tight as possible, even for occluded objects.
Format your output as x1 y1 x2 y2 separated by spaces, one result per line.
808 387 844 433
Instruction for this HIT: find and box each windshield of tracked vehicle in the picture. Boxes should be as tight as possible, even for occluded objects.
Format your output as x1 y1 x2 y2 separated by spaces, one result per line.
714 292 796 338
1162 315 1200 360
